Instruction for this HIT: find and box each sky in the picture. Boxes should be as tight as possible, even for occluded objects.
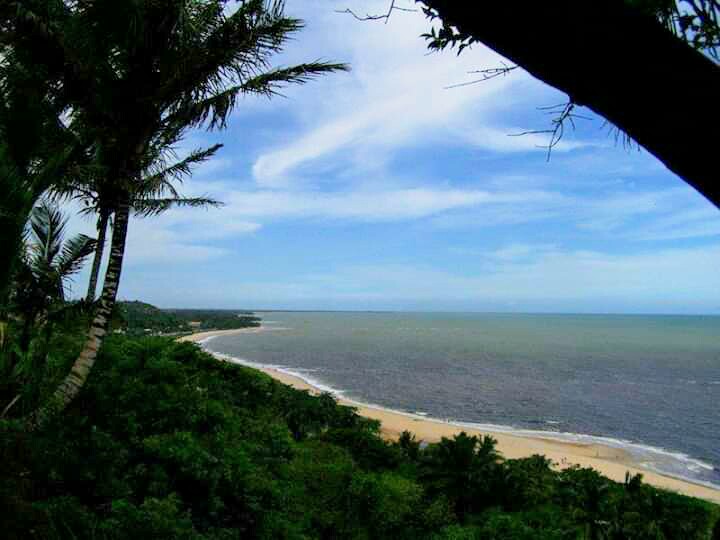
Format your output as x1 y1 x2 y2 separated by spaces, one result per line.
69 0 720 314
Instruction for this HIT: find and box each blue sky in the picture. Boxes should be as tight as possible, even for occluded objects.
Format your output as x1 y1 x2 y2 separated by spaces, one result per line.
69 0 720 313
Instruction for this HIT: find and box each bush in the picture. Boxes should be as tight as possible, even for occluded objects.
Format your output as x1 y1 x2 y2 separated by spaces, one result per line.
0 335 716 539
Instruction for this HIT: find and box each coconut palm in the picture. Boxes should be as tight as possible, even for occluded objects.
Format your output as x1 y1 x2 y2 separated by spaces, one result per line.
10 201 96 353
11 0 347 426
420 432 501 522
61 144 224 302
0 41 83 318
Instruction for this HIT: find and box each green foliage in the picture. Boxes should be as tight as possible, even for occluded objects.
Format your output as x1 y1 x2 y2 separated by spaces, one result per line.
398 430 422 460
0 336 717 539
116 301 190 335
116 302 262 336
168 308 263 332
323 426 403 471
11 203 95 325
0 16 82 313
420 432 501 522
628 0 720 58
0 302 89 417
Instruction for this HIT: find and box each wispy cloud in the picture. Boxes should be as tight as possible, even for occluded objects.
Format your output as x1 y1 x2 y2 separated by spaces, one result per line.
487 243 560 261
629 207 720 241
250 0 589 187
58 0 720 311
218 188 555 222
267 243 720 310
133 243 720 312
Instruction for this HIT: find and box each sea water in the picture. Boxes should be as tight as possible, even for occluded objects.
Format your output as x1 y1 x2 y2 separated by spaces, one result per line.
202 312 720 488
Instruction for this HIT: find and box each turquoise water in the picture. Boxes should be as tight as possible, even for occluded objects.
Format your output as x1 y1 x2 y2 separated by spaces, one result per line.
204 312 720 487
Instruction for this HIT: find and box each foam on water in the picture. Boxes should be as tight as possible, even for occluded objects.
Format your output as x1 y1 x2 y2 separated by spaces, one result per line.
206 347 347 397
199 340 720 491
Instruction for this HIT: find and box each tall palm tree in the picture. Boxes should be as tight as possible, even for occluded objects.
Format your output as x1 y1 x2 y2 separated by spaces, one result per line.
14 0 348 427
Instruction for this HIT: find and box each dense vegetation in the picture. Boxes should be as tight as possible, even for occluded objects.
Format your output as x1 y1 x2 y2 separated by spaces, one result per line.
1 1 719 538
117 301 260 336
1 335 718 539
169 308 262 332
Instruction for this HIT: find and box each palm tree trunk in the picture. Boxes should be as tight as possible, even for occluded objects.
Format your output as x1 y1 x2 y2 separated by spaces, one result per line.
28 199 130 429
85 209 109 302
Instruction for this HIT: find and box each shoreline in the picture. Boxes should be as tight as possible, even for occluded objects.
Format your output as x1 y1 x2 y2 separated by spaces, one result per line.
179 328 720 504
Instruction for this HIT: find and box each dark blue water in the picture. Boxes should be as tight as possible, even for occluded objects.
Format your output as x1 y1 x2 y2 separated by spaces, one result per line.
203 312 720 488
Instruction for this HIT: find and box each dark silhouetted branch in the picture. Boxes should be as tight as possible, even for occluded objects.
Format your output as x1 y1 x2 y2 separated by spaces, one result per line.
509 102 592 161
444 63 518 89
420 0 720 207
336 1 415 23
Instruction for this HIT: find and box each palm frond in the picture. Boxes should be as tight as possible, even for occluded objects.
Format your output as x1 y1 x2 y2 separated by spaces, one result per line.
29 201 67 270
49 162 107 203
132 196 223 218
241 62 350 95
54 234 97 280
142 144 223 189
161 1 347 130
165 62 349 130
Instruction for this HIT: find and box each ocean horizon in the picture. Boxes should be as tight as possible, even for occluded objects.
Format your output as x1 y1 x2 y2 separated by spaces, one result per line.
202 311 720 489
215 308 720 316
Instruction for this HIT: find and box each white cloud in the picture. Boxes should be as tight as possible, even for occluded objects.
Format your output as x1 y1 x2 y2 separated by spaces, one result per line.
250 0 577 186
63 201 249 269
629 206 720 241
141 243 720 312
125 229 229 265
212 187 557 223
488 243 560 261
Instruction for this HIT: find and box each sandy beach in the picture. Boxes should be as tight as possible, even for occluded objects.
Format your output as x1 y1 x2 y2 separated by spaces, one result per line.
180 328 720 504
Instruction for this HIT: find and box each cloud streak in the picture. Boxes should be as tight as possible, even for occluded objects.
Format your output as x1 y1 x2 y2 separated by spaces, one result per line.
123 243 720 313
250 0 589 186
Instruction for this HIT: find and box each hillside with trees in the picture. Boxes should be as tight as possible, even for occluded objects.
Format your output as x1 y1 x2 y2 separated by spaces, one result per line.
116 301 261 337
2 335 718 539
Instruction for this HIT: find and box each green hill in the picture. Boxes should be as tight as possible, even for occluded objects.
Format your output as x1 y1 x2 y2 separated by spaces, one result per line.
116 301 261 336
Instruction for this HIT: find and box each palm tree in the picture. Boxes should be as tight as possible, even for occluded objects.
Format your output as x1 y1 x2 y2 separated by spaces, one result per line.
420 432 501 522
0 37 83 319
10 202 96 353
13 0 348 427
60 144 224 302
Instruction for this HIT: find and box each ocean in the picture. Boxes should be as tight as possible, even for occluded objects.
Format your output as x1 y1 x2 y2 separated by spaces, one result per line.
201 312 720 488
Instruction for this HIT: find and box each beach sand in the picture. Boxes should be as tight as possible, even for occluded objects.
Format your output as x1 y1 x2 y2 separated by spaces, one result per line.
179 328 720 504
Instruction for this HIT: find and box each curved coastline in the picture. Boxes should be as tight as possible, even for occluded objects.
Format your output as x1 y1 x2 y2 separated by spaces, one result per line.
179 328 720 504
